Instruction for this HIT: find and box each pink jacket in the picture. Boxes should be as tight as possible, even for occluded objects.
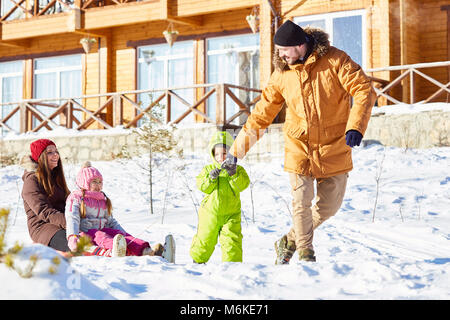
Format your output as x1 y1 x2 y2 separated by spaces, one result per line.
65 190 125 238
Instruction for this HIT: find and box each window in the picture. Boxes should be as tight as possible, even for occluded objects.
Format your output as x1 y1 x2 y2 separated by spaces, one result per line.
207 33 260 124
0 61 23 135
33 54 82 130
138 41 194 124
294 9 366 68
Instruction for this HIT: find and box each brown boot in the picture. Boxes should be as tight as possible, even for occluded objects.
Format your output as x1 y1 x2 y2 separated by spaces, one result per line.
274 235 296 265
298 248 316 262
143 243 164 256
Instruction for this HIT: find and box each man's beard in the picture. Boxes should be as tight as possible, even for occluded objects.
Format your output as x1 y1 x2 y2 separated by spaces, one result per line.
283 57 302 65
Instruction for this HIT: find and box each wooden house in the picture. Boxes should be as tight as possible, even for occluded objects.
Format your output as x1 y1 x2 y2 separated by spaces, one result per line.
0 0 448 133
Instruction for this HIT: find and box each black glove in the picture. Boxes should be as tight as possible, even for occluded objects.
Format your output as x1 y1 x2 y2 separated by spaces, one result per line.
221 154 237 176
209 168 221 180
345 130 363 148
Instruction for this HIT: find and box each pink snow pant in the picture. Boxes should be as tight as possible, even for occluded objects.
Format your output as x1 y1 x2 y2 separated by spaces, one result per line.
81 228 150 256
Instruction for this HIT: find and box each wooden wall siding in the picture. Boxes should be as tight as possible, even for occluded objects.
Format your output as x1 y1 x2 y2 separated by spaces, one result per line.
389 0 449 103
171 0 258 17
397 0 420 102
370 0 391 84
418 0 449 102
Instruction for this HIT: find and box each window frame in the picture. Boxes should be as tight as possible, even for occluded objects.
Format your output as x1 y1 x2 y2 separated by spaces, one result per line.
294 9 367 68
33 54 82 100
137 40 195 90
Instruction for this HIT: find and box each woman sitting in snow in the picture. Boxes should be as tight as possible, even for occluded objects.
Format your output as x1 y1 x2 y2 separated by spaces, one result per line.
65 161 175 262
20 139 70 252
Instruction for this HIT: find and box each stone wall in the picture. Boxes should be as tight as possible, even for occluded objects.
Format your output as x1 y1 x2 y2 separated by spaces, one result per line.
1 110 448 166
363 110 449 149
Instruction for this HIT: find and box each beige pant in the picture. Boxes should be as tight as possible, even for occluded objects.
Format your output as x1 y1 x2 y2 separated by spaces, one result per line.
286 173 348 250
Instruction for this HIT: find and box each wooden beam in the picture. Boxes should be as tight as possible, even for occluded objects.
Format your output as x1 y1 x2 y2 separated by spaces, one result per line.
260 0 276 86
73 29 108 39
166 15 203 27
441 5 450 83
160 0 169 19
194 39 206 122
0 39 30 48
174 0 258 17
399 0 408 102
282 0 308 18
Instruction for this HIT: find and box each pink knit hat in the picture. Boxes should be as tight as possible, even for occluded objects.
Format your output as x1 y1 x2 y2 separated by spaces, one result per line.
76 161 103 190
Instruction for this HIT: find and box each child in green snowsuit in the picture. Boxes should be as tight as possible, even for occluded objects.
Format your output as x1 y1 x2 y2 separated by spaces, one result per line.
190 131 250 263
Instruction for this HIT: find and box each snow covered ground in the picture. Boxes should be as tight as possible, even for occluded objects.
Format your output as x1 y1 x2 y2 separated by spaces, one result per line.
0 142 449 301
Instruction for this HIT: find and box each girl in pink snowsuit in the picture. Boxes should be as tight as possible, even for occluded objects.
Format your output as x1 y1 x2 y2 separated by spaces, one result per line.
65 161 175 261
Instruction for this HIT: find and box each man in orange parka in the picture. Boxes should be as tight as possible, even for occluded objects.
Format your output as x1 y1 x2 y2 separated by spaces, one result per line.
228 20 377 263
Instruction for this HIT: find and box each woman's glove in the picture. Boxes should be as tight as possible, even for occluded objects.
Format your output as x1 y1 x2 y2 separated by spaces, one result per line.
67 235 80 252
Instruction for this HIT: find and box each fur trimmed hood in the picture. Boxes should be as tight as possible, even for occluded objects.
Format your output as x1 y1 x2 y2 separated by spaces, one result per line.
19 154 38 173
273 27 330 72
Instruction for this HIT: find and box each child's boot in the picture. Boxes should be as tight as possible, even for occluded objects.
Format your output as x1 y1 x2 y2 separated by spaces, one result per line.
142 243 164 256
112 234 127 257
162 234 176 263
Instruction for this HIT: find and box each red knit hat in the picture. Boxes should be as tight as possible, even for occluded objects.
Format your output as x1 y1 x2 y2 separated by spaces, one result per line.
30 139 56 162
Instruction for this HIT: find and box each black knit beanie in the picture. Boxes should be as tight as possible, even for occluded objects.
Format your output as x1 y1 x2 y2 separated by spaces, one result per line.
274 20 308 46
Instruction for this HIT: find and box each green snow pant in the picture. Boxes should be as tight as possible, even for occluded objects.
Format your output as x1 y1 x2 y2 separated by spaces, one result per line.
190 209 243 263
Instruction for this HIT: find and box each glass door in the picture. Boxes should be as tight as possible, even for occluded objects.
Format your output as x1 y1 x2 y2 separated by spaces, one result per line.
207 33 260 125
33 54 82 130
0 61 23 135
138 41 194 124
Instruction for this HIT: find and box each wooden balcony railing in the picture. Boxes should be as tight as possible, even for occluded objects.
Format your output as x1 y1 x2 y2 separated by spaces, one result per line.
0 0 140 21
1 61 449 135
0 83 261 134
367 60 450 105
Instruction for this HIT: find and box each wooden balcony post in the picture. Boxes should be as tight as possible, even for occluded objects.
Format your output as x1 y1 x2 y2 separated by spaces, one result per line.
112 94 123 126
19 103 28 133
67 100 73 129
410 69 415 104
59 101 67 128
166 91 171 123
215 84 225 125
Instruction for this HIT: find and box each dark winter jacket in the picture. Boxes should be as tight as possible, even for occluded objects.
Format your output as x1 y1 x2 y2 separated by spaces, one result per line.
20 155 67 245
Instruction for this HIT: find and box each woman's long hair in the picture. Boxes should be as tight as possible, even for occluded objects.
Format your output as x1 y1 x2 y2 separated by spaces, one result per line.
79 189 112 218
35 150 70 198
